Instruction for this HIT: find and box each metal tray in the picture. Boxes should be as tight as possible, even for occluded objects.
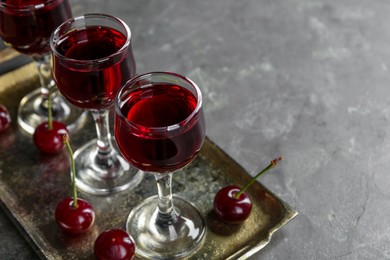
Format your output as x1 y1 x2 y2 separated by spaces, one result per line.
0 58 298 260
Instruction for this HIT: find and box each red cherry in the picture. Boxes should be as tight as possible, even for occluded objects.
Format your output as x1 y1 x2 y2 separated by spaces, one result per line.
214 157 283 224
55 197 95 234
0 104 11 133
33 121 68 154
214 185 252 224
94 229 136 260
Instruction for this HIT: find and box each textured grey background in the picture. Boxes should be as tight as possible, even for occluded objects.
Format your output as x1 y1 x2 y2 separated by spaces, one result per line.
1 0 390 259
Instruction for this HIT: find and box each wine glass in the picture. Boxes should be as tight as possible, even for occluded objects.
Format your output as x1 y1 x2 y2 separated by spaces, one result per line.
50 14 143 195
0 0 86 135
114 72 206 259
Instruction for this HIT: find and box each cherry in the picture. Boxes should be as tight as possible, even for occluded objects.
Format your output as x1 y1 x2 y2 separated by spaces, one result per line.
214 185 252 224
33 121 68 154
94 229 136 260
54 135 95 234
33 90 68 154
213 157 283 224
55 197 95 234
0 104 11 133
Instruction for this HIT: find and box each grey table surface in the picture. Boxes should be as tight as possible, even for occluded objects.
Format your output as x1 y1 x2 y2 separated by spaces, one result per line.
1 0 390 259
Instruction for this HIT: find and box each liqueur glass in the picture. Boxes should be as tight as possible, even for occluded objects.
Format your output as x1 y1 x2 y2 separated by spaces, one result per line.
0 0 86 134
50 14 143 195
115 72 206 259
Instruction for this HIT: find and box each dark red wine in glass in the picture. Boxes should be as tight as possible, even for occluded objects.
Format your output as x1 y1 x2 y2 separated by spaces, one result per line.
114 72 206 259
115 83 205 173
50 14 143 195
52 26 135 110
0 0 86 134
0 0 71 56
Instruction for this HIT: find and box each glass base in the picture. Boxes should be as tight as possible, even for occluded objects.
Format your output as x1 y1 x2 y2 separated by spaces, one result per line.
17 88 87 135
73 138 144 195
126 195 206 259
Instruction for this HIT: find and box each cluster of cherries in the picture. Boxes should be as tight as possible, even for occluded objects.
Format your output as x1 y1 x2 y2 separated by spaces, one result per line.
25 91 136 259
2 90 283 259
58 135 135 260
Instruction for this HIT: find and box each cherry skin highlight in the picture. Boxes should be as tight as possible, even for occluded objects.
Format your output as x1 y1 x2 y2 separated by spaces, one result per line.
214 185 252 224
94 229 136 260
55 197 95 234
33 121 68 154
0 104 11 133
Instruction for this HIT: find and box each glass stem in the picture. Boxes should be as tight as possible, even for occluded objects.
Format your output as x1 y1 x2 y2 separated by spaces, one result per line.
154 173 178 226
33 55 57 112
91 109 115 175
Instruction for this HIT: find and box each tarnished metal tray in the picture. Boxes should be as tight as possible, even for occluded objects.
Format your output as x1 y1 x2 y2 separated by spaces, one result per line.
0 56 298 259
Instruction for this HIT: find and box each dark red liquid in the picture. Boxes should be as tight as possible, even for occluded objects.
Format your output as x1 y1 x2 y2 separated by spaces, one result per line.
0 0 72 56
52 26 136 110
115 83 205 173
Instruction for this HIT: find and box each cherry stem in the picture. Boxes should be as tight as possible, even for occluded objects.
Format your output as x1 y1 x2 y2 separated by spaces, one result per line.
63 135 78 208
234 157 283 199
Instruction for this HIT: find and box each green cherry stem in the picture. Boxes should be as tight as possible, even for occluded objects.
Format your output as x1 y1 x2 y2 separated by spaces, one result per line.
234 156 283 199
63 135 78 208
